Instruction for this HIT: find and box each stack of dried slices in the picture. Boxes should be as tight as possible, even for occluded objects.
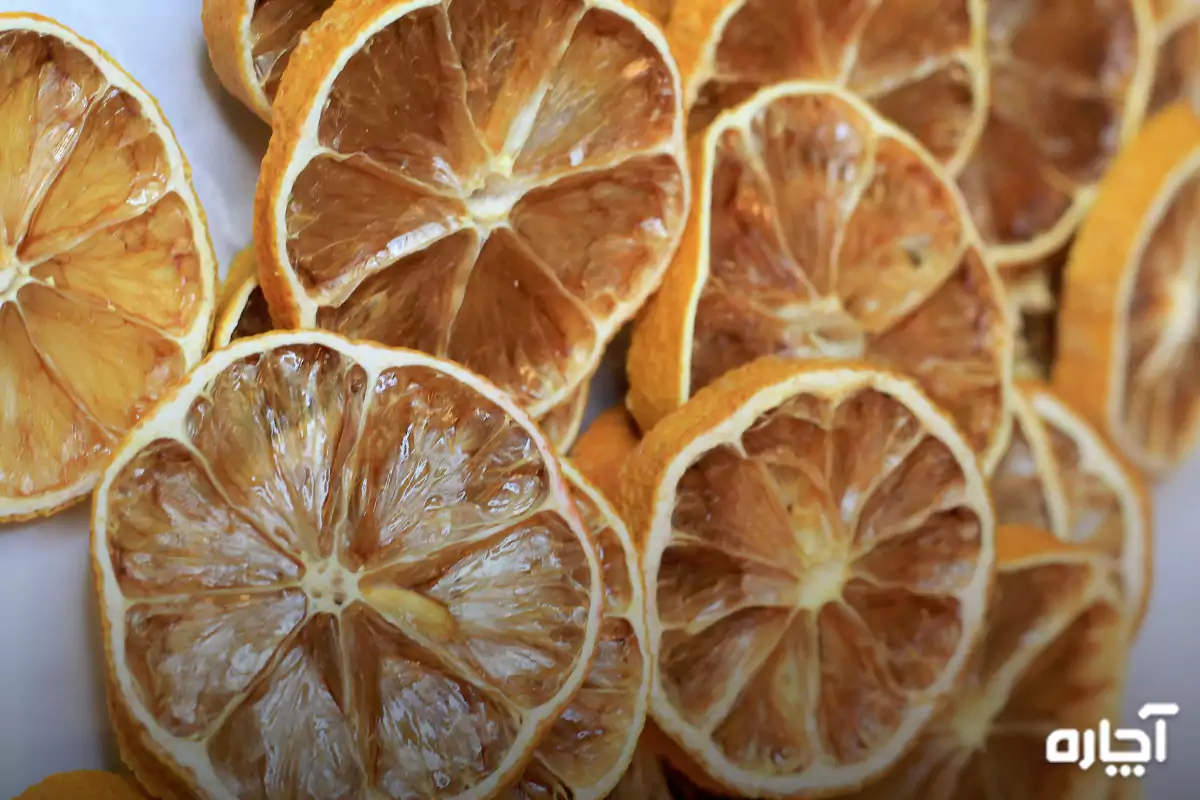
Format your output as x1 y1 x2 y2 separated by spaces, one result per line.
5 0 1196 797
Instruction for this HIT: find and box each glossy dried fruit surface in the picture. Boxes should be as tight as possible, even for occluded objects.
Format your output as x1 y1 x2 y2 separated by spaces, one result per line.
0 14 215 522
958 0 1155 268
256 0 688 420
669 0 988 174
92 332 603 800
1055 102 1200 478
628 84 1012 472
991 385 1151 625
624 359 995 798
845 527 1128 800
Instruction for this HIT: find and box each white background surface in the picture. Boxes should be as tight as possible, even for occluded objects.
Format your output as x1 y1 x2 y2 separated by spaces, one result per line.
0 2 1195 798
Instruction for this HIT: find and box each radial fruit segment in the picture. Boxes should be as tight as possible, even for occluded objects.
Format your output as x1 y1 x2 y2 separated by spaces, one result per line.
844 526 1129 800
0 14 216 522
623 358 995 798
91 332 603 800
670 0 988 173
212 245 591 450
255 0 689 420
991 384 1152 626
506 463 651 800
1149 0 1200 114
627 83 1012 472
957 0 1155 268
1055 102 1200 478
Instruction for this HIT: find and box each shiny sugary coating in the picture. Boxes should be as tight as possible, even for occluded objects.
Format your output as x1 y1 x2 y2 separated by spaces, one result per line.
677 0 987 172
654 87 1009 467
94 338 602 800
846 553 1126 800
0 20 213 519
957 0 1152 266
260 0 687 419
249 0 336 102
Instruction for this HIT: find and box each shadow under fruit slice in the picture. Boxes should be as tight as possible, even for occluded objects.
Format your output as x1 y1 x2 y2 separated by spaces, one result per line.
627 82 1012 473
622 357 995 798
0 13 217 523
254 0 689 422
91 331 604 800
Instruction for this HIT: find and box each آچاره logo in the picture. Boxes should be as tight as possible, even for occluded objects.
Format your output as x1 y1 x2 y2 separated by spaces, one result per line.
1045 703 1180 777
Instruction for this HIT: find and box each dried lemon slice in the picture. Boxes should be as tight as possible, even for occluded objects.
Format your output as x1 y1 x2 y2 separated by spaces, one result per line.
0 14 217 522
668 0 988 173
212 244 591 450
991 383 1152 627
623 357 995 797
958 0 1155 268
627 82 1012 472
1055 102 1200 478
255 0 689 421
845 525 1130 800
203 0 337 121
93 331 603 800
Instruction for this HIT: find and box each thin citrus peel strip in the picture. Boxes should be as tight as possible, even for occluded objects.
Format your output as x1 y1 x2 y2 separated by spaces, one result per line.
623 357 994 797
92 331 603 800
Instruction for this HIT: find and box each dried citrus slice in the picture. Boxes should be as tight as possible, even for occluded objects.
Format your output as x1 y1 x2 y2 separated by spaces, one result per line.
1004 251 1065 380
627 83 1013 472
668 0 988 173
202 0 337 121
92 331 603 800
991 383 1152 626
606 745 676 800
957 0 1155 269
623 357 995 797
1055 102 1200 478
0 14 217 522
572 405 643 503
255 0 689 422
844 524 1130 800
1149 0 1200 113
212 245 591 451
15 772 148 800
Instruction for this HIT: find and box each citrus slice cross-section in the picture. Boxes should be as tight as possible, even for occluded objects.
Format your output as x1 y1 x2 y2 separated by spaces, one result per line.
92 331 603 800
667 0 988 173
844 525 1130 800
627 83 1013 472
1055 101 1200 478
255 0 689 421
0 13 216 522
1149 0 1200 113
957 0 1155 269
212 244 591 450
622 358 995 797
991 383 1152 627
203 0 337 121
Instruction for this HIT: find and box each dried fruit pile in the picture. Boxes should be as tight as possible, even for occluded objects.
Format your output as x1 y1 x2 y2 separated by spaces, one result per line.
3 0 1194 797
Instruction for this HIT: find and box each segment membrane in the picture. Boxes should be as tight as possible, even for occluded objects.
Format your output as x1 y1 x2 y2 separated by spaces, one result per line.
852 510 982 595
250 0 337 102
847 0 973 93
105 438 302 596
866 59 978 168
341 365 549 571
1150 17 1200 113
990 410 1055 532
186 343 369 561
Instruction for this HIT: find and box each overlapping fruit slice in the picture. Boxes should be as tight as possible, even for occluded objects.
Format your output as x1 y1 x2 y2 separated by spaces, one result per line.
0 14 216 522
991 383 1152 626
1055 102 1200 478
212 245 592 450
1149 0 1200 113
255 0 688 423
668 0 988 173
958 0 1155 268
845 525 1130 800
202 0 337 121
92 332 603 800
628 83 1012 472
623 358 995 797
1003 248 1067 380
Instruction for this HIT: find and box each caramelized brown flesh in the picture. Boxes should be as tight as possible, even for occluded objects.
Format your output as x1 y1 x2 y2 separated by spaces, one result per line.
691 91 1003 459
658 386 983 772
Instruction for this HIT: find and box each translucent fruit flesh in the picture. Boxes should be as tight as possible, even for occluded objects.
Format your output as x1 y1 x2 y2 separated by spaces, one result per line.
0 26 206 513
687 89 1008 463
249 0 336 103
270 0 686 417
957 0 1149 265
846 553 1125 800
648 378 990 794
97 340 600 800
682 0 985 171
